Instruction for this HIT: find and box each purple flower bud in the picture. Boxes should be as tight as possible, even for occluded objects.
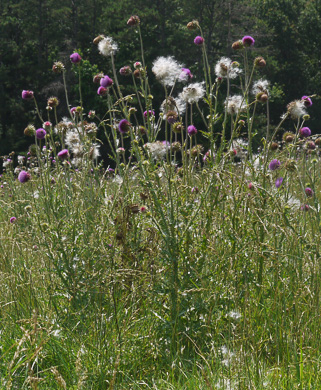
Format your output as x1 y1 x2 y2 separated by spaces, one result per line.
187 125 197 136
70 52 82 64
118 119 131 133
36 128 46 139
18 170 31 183
301 204 310 211
299 127 311 138
242 35 255 47
70 107 77 114
305 187 314 197
58 149 69 160
275 177 284 188
10 217 16 223
269 159 281 171
194 36 204 45
22 90 34 100
119 66 132 76
301 95 312 107
97 86 107 96
100 75 113 88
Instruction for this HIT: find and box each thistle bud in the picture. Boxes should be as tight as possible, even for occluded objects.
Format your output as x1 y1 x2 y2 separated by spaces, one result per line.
254 56 266 67
47 97 59 108
306 141 316 150
24 124 36 137
172 122 184 134
171 141 181 152
119 66 132 76
270 142 279 151
93 73 104 84
232 40 244 50
283 132 294 143
22 90 34 100
315 138 321 146
256 92 268 103
88 110 95 119
127 15 140 26
187 20 199 30
134 61 142 69
133 69 141 79
166 110 178 124
303 114 310 121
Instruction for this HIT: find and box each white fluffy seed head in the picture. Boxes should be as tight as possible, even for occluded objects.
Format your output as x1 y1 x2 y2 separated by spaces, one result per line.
152 56 182 87
98 36 118 57
179 82 205 104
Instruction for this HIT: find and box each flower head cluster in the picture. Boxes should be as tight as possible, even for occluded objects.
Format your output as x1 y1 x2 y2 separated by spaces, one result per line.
152 56 182 87
98 36 118 57
179 82 205 104
215 57 242 79
225 95 247 115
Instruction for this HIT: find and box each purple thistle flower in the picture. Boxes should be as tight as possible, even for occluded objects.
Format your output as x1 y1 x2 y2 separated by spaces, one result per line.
119 66 132 76
305 187 314 197
18 170 31 183
36 128 46 139
97 86 107 96
299 127 311 138
194 36 204 45
22 90 34 100
179 68 193 81
143 110 155 118
70 107 77 114
100 75 113 88
301 95 313 107
187 125 197 136
275 177 284 188
269 159 281 171
242 35 255 47
10 217 16 223
301 204 310 211
58 149 69 160
118 119 131 133
70 52 82 64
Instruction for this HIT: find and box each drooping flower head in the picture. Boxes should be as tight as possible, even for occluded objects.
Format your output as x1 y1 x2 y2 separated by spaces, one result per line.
242 35 255 47
269 159 281 171
194 36 204 45
179 68 193 82
100 76 113 88
36 128 46 140
275 177 284 188
299 127 311 138
97 87 107 96
58 149 69 160
70 53 82 64
187 125 197 136
215 57 242 79
179 82 205 104
118 119 131 134
301 95 313 107
152 56 182 87
18 170 31 183
98 36 118 56
22 90 34 100
287 100 307 119
305 187 314 197
10 217 17 223
119 66 132 76
127 15 140 26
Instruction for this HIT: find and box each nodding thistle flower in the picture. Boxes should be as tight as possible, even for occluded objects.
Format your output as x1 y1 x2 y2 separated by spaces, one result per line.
305 187 314 197
194 36 204 45
143 110 155 119
58 149 69 160
232 40 244 50
269 159 281 171
18 170 31 183
24 124 36 137
100 75 113 88
47 97 59 108
179 68 193 82
52 61 65 73
10 217 17 223
22 90 34 100
36 128 46 140
166 110 178 124
42 121 52 130
242 35 255 47
188 125 197 136
118 119 131 134
275 177 284 188
70 52 82 64
301 95 313 107
134 61 142 69
119 66 132 76
254 56 266 67
187 20 199 30
127 15 140 26
97 86 107 96
299 126 311 138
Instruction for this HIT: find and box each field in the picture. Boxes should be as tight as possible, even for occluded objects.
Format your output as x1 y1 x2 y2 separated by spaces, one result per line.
1 17 321 389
